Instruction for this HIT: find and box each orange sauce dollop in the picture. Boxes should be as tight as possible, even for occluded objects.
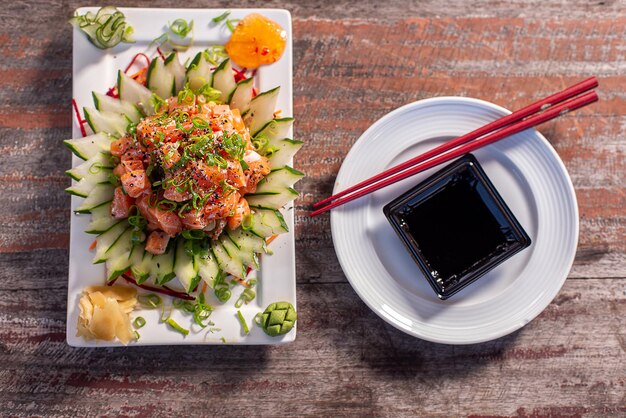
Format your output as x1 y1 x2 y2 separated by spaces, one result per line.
225 13 287 69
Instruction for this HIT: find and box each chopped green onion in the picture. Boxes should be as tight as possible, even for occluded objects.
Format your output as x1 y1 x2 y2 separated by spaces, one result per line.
160 303 173 321
264 145 279 158
193 294 213 328
252 134 269 152
196 83 222 102
128 212 147 229
191 116 209 129
236 310 250 334
138 293 162 309
235 288 256 308
173 298 195 313
226 19 240 32
220 336 227 343
178 84 196 105
133 316 146 329
204 46 228 65
212 11 231 23
134 331 141 340
169 18 193 37
166 318 189 336
150 94 167 113
241 214 254 231
69 6 135 49
215 287 231 302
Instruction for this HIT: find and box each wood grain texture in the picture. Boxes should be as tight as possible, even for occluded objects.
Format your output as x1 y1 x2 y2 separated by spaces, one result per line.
0 0 624 417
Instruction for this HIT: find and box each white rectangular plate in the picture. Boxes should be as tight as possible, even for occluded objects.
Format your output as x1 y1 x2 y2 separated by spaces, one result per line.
67 7 295 346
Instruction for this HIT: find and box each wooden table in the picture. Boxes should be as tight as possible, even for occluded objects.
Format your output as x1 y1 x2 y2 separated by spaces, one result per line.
1 1 624 416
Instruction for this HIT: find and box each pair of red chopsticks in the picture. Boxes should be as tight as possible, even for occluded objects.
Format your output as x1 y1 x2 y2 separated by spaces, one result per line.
310 77 599 216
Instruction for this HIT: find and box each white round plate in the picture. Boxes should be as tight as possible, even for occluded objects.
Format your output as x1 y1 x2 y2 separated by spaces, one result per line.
331 97 579 345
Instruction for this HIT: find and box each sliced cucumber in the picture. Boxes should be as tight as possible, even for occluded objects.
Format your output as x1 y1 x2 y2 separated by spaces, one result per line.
152 248 176 285
246 187 300 210
185 51 212 91
228 229 265 268
75 183 115 213
129 244 152 284
164 52 186 94
85 203 118 234
92 92 142 123
256 166 305 192
65 151 113 181
211 58 236 103
247 208 289 238
253 117 294 141
64 132 111 160
228 77 254 114
197 250 220 288
147 56 175 99
212 241 245 278
221 234 257 270
229 228 266 252
173 238 200 292
267 139 304 168
117 70 156 115
244 87 280 136
105 228 134 281
83 107 128 138
92 221 129 263
66 176 104 198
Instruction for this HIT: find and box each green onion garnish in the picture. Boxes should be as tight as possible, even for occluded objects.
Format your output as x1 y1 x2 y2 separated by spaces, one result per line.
193 294 213 328
160 303 173 322
150 94 167 113
191 116 209 129
241 214 254 231
69 6 135 49
235 288 256 308
212 11 231 23
173 298 195 313
138 293 162 309
226 19 240 32
166 318 189 336
169 18 193 38
196 83 222 101
215 287 232 302
236 310 250 334
133 316 146 329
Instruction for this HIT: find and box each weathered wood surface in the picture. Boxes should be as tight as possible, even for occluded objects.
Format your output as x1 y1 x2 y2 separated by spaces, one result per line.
0 0 624 417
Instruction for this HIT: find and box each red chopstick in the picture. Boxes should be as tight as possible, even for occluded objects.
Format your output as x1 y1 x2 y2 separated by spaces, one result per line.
310 90 598 216
313 77 598 210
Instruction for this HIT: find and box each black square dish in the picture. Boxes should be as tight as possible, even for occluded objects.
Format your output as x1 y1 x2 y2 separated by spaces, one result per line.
383 154 531 300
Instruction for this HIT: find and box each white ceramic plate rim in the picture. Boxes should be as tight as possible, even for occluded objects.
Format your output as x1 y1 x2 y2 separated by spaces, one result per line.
331 96 579 345
66 8 296 346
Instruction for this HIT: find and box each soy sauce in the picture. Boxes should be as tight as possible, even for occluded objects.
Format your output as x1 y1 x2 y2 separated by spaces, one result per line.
384 154 531 299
